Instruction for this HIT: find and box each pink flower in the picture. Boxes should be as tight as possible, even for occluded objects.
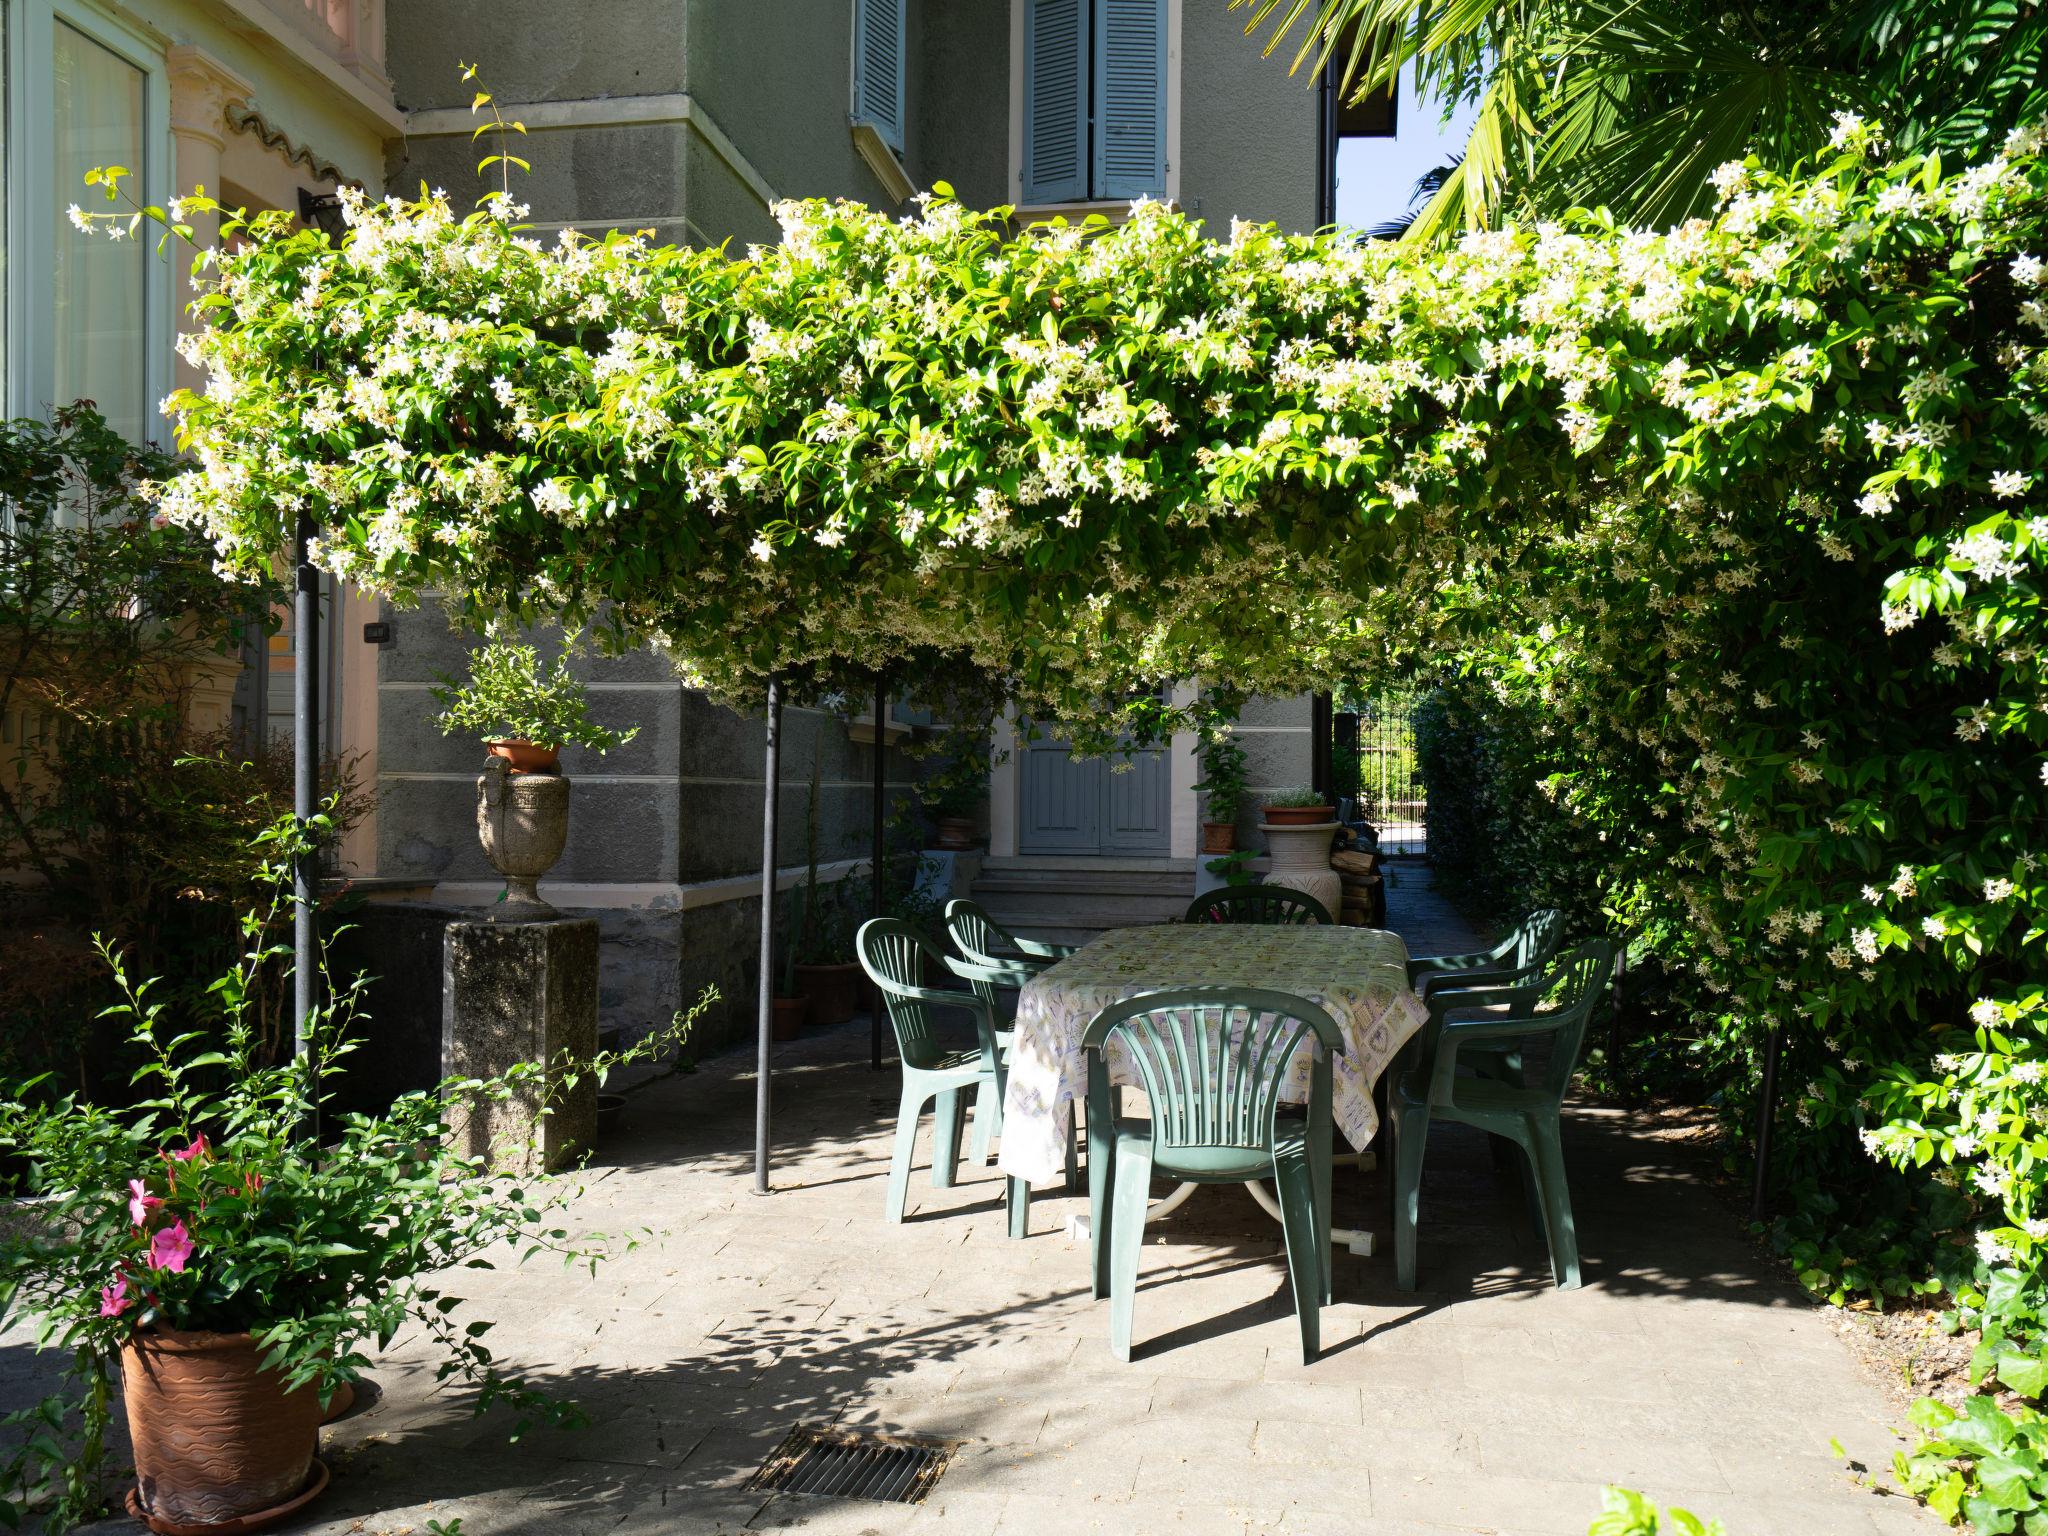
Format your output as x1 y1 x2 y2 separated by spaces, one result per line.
167 1135 209 1163
148 1220 195 1274
99 1277 131 1317
127 1179 162 1228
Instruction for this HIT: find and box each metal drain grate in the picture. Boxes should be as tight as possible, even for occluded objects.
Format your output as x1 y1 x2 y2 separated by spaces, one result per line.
748 1424 956 1504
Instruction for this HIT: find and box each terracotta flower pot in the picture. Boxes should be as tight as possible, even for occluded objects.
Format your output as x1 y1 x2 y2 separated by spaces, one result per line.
772 994 810 1041
1200 820 1236 854
1263 804 1334 827
795 962 860 1025
932 815 979 850
484 739 561 774
122 1328 323 1531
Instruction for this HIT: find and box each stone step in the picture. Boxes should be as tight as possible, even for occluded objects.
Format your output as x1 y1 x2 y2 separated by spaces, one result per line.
968 858 1197 946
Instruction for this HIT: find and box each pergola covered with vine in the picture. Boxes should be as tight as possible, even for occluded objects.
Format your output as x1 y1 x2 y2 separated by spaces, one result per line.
123 123 2048 1231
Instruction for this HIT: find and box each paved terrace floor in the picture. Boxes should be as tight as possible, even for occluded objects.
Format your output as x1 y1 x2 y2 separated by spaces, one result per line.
50 864 1938 1536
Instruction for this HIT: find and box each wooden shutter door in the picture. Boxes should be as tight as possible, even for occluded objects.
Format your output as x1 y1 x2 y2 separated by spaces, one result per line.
854 0 907 152
1023 0 1089 204
1094 0 1166 199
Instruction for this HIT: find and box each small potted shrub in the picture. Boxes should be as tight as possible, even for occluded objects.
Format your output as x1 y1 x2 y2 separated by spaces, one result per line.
0 884 696 1534
430 639 637 775
1262 786 1335 827
921 766 985 851
431 641 638 916
1194 734 1248 854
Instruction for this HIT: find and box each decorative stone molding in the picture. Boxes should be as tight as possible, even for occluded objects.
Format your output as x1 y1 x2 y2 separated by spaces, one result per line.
224 103 356 189
166 47 253 156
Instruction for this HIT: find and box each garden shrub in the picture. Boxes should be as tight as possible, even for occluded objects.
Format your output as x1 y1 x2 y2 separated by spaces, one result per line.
0 405 365 1087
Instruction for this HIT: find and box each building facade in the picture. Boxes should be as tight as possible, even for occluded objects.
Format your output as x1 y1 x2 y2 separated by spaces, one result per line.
14 0 1460 1045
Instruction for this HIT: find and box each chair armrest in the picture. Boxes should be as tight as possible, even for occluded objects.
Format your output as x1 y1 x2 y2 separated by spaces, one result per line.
1406 934 1519 985
1416 957 1547 999
1425 976 1547 1027
1017 938 1078 961
1428 1007 1570 1100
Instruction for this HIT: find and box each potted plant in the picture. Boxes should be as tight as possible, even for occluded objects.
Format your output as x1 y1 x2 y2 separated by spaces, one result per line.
430 641 638 917
0 879 696 1534
1262 786 1335 827
1194 733 1247 854
920 761 985 851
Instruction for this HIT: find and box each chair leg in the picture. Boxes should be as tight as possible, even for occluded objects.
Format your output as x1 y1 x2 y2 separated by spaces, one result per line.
931 1088 966 1188
1006 1175 1030 1239
1528 1117 1582 1290
1088 1099 1115 1299
886 1082 926 1224
1108 1136 1153 1362
1272 1149 1324 1365
1063 1110 1081 1194
1309 1111 1335 1306
969 1077 996 1165
1392 1102 1430 1292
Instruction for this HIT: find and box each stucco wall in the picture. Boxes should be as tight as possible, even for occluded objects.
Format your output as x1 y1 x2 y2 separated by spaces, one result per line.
684 0 904 210
913 0 1009 209
1179 1 1320 234
386 0 686 109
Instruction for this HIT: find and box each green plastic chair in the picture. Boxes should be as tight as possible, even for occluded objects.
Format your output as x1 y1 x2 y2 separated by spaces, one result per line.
1183 885 1332 926
1406 908 1565 995
1390 936 1617 1293
941 952 1078 1189
857 918 1027 1234
1083 986 1345 1364
945 898 1080 967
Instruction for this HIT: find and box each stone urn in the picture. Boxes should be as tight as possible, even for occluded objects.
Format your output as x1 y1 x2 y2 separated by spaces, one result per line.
477 755 570 919
1260 818 1341 919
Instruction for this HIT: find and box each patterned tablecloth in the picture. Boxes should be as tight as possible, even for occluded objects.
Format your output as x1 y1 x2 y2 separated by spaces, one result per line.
995 924 1429 1185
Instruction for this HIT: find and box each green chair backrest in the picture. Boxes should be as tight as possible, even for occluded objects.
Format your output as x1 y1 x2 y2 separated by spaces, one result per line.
945 899 1020 967
1081 987 1343 1173
856 917 967 1072
1183 885 1332 926
1514 908 1566 969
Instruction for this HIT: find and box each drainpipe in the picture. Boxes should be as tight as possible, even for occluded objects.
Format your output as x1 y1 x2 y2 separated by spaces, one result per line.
292 509 321 1130
754 676 783 1195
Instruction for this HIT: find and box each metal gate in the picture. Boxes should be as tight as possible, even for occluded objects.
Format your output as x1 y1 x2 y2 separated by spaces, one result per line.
1336 692 1425 856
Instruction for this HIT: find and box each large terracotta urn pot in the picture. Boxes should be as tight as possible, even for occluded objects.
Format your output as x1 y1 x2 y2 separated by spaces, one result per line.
1260 818 1342 919
477 756 570 918
122 1328 323 1530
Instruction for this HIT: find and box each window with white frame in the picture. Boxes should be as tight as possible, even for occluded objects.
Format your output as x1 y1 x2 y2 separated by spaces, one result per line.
852 0 907 153
1022 0 1166 205
8 2 170 446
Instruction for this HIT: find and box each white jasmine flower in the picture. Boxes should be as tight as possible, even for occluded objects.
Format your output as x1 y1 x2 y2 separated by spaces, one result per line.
1993 470 2031 499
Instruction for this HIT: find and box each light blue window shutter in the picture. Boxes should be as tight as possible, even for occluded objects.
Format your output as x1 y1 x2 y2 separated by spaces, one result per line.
1023 0 1089 204
1094 0 1166 199
853 0 907 152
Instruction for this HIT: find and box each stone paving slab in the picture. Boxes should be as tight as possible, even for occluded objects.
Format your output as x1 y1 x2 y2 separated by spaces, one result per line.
12 870 1943 1536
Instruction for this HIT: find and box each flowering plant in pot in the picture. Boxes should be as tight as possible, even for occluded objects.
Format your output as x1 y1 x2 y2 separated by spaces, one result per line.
0 879 697 1534
1262 786 1335 827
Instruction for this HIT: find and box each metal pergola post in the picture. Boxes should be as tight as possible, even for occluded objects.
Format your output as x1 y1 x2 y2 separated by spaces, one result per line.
754 677 783 1195
870 672 888 1071
1749 1022 1785 1223
291 510 321 1126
